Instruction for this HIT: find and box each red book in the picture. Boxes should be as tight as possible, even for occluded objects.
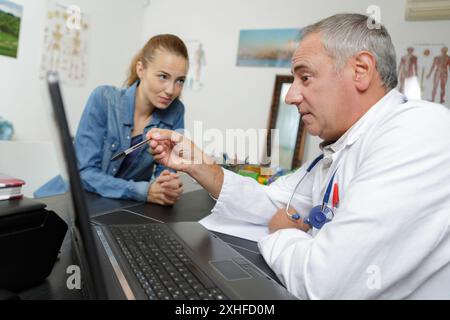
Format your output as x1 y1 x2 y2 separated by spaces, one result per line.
0 173 25 201
0 173 25 188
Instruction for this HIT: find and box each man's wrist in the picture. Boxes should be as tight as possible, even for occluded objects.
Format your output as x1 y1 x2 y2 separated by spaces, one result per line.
185 156 223 199
185 151 215 175
186 162 217 178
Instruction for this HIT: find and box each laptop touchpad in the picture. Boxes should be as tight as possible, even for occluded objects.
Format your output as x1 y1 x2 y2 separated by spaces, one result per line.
210 260 252 281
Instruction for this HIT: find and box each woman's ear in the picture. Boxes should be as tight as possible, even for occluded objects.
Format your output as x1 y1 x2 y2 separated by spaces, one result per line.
136 61 144 80
353 51 377 92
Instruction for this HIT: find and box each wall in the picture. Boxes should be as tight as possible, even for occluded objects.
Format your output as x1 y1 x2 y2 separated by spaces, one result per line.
0 0 145 196
0 0 145 141
2 0 450 194
0 141 60 196
141 0 450 164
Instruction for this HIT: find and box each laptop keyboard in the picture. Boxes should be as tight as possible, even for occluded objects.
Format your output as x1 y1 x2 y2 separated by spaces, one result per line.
109 224 228 300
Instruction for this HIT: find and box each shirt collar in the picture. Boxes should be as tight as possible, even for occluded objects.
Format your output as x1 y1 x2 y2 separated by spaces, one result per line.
320 89 406 155
320 129 351 156
120 80 178 127
148 102 178 127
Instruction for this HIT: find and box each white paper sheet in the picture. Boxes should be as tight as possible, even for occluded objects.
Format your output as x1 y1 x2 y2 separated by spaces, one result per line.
199 213 269 242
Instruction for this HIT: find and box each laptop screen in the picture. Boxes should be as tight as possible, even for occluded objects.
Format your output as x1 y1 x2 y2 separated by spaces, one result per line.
46 71 107 299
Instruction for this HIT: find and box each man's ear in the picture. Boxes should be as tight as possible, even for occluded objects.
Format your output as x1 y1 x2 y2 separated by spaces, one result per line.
352 51 377 92
136 61 144 80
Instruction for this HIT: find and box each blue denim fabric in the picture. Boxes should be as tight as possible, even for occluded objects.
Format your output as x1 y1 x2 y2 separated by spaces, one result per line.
116 134 144 177
34 175 69 198
35 81 184 202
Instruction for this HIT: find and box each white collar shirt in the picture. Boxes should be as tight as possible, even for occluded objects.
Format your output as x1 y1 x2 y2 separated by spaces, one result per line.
212 89 450 299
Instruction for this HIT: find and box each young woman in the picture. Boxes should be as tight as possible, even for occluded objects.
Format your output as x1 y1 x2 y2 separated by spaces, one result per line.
73 34 189 205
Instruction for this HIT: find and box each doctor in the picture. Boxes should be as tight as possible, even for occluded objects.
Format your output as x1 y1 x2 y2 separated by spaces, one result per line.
146 13 450 299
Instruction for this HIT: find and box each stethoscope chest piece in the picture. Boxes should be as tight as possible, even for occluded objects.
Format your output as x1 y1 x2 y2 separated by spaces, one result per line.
285 154 338 230
304 205 334 229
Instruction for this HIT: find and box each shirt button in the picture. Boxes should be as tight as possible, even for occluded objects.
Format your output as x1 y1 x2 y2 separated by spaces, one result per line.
111 144 116 148
127 136 130 139
113 168 117 172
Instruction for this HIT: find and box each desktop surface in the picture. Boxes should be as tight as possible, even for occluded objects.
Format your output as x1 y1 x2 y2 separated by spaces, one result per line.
17 189 281 300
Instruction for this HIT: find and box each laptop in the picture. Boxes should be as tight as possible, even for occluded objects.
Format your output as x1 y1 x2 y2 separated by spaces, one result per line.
46 71 296 300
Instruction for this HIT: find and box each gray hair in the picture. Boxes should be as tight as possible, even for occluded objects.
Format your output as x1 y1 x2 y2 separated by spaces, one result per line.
302 13 398 90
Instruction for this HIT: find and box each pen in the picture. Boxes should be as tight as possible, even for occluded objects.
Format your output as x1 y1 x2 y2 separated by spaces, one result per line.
332 183 339 210
110 137 151 161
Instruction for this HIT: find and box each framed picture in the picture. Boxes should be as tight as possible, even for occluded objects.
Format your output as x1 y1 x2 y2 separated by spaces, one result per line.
185 40 207 91
0 0 22 58
39 1 90 87
236 29 302 68
397 43 450 108
266 75 307 170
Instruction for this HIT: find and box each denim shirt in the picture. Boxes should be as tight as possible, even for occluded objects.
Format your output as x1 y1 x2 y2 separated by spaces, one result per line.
73 81 184 202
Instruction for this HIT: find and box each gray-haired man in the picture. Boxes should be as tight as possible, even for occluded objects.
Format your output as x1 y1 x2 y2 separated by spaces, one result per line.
147 14 450 299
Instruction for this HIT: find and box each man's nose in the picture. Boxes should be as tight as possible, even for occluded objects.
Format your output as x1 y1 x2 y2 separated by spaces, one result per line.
285 84 303 106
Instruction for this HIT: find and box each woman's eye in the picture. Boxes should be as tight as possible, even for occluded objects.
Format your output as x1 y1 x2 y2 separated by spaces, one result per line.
158 74 167 80
177 79 185 85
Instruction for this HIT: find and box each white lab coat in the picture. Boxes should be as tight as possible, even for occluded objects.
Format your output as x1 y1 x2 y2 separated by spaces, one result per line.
211 89 450 299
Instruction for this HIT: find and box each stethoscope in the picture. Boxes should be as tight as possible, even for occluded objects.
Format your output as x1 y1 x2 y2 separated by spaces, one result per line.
285 94 409 229
285 154 338 229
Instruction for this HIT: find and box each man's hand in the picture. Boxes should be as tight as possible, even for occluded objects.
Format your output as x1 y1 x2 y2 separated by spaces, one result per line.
147 128 223 199
147 170 183 206
147 129 213 173
269 207 311 234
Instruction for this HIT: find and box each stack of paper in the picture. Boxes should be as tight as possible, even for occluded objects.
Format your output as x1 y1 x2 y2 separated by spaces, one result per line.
199 213 269 242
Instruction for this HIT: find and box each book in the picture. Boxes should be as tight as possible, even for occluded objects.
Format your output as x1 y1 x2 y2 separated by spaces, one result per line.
0 173 25 188
0 173 25 201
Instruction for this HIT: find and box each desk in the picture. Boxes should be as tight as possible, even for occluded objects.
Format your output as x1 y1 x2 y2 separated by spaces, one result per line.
19 189 280 300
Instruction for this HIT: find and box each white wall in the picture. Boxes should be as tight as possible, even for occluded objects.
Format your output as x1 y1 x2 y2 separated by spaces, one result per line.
2 0 450 194
0 0 145 141
0 141 60 197
0 0 145 195
141 0 450 164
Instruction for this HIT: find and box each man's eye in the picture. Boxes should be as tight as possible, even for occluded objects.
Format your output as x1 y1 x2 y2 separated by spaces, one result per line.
301 76 310 82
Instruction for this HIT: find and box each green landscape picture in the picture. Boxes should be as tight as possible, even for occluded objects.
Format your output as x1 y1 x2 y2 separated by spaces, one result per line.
0 0 22 58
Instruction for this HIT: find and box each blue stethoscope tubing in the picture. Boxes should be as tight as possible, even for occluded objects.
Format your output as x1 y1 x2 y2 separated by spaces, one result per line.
285 154 323 219
285 154 337 229
284 95 408 229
